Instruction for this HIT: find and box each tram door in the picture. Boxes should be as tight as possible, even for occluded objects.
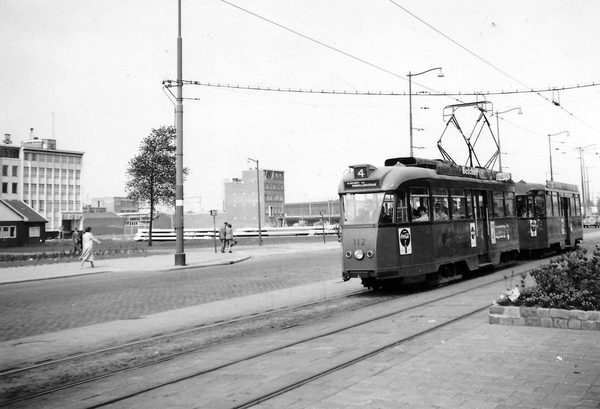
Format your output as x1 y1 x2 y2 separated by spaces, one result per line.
474 190 491 260
561 197 571 244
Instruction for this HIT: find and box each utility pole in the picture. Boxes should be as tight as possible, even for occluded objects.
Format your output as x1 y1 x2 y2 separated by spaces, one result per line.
174 0 185 266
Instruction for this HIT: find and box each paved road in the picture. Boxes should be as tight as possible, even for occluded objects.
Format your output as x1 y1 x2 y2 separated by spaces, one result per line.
0 250 341 342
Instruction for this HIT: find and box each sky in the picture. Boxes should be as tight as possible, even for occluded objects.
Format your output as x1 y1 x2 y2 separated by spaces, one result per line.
1 1 599 212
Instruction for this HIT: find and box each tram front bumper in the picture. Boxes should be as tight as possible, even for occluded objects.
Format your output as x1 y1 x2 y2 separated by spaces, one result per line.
343 270 375 280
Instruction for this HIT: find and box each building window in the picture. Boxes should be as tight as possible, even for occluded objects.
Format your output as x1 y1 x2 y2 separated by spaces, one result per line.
2 226 17 238
2 183 7 194
12 166 17 177
12 183 17 194
2 165 7 176
29 226 40 238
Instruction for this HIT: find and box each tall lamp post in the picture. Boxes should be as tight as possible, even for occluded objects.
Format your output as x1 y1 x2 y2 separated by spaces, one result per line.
547 131 570 181
408 67 444 157
493 107 522 172
247 158 262 246
576 144 596 216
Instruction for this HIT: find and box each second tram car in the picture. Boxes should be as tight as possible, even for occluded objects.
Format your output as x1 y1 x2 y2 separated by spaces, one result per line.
339 157 582 289
515 180 583 256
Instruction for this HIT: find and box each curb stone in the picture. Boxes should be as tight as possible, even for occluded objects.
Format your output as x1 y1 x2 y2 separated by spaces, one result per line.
489 305 600 330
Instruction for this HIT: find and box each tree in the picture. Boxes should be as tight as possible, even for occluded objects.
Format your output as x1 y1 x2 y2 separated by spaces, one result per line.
125 126 188 246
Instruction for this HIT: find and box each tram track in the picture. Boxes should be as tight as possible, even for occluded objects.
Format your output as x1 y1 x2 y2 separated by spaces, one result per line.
3 258 535 409
0 288 381 406
85 275 504 409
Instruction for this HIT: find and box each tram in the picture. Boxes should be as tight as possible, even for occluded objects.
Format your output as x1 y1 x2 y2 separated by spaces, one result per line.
515 180 583 256
339 157 581 289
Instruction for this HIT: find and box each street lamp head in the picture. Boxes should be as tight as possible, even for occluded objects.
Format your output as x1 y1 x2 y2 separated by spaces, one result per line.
548 130 570 138
437 68 444 78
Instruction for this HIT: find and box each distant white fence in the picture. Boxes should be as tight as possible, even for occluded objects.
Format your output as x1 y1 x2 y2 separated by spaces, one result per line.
134 225 340 241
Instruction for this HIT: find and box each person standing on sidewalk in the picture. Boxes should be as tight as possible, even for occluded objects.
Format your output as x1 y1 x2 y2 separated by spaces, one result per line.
72 229 81 255
79 227 101 268
219 222 228 253
225 223 234 253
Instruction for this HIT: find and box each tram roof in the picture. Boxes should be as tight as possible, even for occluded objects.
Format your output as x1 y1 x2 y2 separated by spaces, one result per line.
515 180 580 195
339 157 513 194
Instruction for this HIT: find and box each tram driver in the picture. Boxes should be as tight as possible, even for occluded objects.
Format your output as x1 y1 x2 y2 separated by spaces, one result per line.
356 199 379 223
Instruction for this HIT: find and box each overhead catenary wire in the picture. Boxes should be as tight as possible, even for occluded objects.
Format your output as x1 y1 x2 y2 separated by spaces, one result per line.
163 79 600 97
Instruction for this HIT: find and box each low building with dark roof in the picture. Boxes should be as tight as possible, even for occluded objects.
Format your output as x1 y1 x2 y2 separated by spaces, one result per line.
0 200 47 247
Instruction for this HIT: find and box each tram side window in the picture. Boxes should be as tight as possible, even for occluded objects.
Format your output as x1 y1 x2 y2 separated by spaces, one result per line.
432 187 449 221
557 194 563 216
409 187 430 222
475 192 485 219
575 195 581 216
379 193 395 224
505 192 515 217
395 189 409 223
465 190 474 219
450 189 466 219
546 195 553 217
534 195 546 217
569 197 574 216
492 192 505 218
552 193 559 217
516 195 533 218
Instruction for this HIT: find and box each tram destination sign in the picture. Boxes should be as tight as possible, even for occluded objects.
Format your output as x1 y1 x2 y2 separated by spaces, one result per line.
344 180 381 189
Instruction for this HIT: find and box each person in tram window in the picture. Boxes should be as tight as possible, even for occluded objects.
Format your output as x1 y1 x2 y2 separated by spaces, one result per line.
414 206 429 222
357 199 378 222
493 201 504 218
434 203 449 221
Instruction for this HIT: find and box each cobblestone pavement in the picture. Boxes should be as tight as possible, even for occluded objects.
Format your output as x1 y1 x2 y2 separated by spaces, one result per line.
0 249 340 342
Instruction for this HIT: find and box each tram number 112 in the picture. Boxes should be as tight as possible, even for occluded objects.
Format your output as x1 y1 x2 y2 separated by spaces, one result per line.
353 238 366 246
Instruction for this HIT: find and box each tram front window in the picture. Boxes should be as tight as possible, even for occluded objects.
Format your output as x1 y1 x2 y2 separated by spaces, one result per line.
342 193 385 225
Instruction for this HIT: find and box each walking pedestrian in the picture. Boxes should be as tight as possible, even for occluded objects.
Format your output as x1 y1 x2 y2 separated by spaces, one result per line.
219 222 228 253
79 227 101 268
225 223 234 253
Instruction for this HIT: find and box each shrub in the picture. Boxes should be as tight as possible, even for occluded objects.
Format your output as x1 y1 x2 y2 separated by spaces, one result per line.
509 246 600 311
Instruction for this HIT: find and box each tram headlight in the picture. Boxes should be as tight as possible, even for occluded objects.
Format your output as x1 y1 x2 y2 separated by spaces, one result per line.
354 249 365 260
366 250 374 258
345 251 353 259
